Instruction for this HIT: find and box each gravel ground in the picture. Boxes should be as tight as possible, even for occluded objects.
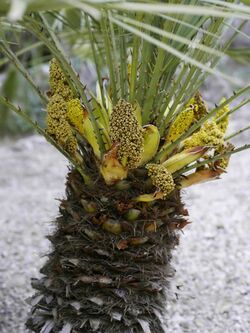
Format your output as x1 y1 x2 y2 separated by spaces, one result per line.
0 83 250 332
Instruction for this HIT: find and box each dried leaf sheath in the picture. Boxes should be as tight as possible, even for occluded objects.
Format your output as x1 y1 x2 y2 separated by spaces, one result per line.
26 170 187 333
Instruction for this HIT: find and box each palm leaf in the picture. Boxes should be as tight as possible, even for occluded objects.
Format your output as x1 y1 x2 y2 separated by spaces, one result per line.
226 47 250 65
0 0 249 157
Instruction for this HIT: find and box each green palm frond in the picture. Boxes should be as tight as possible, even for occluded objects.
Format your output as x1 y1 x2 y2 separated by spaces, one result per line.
226 47 250 65
0 0 249 158
1 0 249 17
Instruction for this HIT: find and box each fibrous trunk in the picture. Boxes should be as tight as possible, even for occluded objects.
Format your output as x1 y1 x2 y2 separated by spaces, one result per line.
26 170 188 333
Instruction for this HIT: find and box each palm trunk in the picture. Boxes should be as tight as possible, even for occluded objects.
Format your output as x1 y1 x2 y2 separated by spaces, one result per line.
26 169 188 333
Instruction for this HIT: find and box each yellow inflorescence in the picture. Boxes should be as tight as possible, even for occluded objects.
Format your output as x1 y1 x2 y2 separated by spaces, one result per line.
189 92 208 120
67 98 86 134
146 163 175 198
49 58 74 101
217 155 229 170
166 92 208 143
110 99 144 169
214 101 230 134
167 108 194 142
183 121 224 149
215 142 234 170
46 93 67 119
46 94 77 155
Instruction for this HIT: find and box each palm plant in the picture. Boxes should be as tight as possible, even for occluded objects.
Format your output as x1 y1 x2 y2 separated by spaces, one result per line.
0 1 250 332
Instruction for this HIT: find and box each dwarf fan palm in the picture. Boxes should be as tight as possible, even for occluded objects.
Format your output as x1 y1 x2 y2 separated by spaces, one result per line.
0 1 250 332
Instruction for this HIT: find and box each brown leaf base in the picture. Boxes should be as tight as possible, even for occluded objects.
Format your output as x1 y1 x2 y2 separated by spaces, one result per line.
26 170 188 333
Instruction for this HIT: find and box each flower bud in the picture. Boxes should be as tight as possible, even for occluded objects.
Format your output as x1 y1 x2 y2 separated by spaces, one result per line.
183 121 224 149
110 99 143 169
100 144 128 185
125 209 141 221
146 163 175 198
49 58 74 101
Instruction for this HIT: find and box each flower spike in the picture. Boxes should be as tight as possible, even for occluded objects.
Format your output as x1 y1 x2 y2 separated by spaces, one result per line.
146 163 175 199
110 99 144 169
183 121 224 149
166 107 194 143
49 58 74 101
46 94 77 156
214 98 230 134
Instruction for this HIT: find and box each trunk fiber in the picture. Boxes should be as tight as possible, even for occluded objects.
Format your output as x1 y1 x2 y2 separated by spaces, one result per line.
26 170 187 333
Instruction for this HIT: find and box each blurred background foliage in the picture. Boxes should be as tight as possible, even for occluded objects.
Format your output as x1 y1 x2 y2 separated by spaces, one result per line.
0 9 99 136
0 3 249 137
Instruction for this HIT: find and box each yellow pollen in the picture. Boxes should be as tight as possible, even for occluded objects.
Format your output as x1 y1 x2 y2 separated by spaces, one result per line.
167 108 194 142
188 92 208 121
67 98 86 134
146 163 175 198
183 121 224 149
46 94 77 155
49 58 74 101
214 100 230 134
166 92 208 143
110 99 143 169
215 142 234 170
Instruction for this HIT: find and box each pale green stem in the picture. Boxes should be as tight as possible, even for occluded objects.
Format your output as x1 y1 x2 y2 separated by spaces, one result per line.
0 40 42 67
177 17 224 105
0 31 79 68
161 17 244 136
216 98 250 122
0 40 48 104
157 15 212 117
225 126 250 141
141 19 169 124
107 3 250 20
0 1 72 13
0 96 93 185
38 13 83 99
136 14 154 106
23 14 106 156
100 13 117 104
85 14 106 108
159 64 192 134
118 26 128 99
159 13 220 39
108 11 121 100
192 20 247 92
174 144 250 178
155 85 250 161
129 13 142 104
